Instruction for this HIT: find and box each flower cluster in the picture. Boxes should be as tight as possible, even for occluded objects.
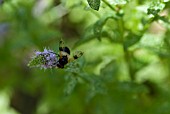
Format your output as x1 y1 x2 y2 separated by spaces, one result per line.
28 48 58 69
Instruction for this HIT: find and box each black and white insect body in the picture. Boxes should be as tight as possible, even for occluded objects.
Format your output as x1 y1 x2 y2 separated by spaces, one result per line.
56 39 83 68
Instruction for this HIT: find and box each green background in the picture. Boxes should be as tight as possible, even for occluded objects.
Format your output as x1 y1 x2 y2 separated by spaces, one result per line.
0 0 170 114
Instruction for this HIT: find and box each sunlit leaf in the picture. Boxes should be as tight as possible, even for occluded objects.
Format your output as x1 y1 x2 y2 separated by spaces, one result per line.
74 16 117 47
109 0 128 5
147 1 165 16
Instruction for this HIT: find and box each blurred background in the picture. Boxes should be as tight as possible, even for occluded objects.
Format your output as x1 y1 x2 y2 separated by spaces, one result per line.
0 0 170 114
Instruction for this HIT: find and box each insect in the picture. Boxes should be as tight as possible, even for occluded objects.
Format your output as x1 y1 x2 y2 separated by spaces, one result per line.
56 39 83 68
27 39 83 69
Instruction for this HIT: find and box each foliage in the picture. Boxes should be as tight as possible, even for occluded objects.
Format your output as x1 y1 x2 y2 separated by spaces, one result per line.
0 0 170 114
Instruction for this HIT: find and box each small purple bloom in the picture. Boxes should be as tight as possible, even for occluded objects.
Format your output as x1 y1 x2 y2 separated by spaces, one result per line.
42 48 49 54
35 48 58 69
46 56 50 60
35 51 42 56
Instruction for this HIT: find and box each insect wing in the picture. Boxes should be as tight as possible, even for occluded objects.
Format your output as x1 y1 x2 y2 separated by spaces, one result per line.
59 39 65 51
73 51 84 59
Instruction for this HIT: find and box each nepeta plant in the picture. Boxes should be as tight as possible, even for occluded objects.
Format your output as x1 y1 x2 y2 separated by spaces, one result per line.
28 48 58 69
27 40 83 70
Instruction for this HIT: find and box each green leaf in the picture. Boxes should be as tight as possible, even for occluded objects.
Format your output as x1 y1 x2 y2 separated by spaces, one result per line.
27 55 45 68
147 8 160 16
147 1 165 16
123 32 143 50
159 16 170 24
100 60 119 82
87 0 100 11
93 16 114 40
64 76 78 96
111 0 128 5
74 16 116 48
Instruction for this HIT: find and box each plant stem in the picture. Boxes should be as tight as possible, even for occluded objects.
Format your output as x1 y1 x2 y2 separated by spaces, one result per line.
118 16 135 81
102 0 117 11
